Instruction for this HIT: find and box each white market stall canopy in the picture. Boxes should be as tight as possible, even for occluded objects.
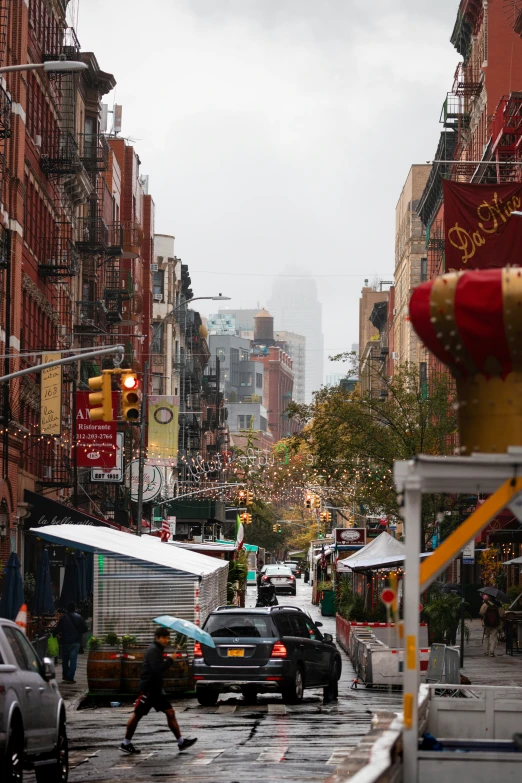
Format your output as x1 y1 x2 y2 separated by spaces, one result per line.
31 525 229 644
31 524 227 577
337 531 406 572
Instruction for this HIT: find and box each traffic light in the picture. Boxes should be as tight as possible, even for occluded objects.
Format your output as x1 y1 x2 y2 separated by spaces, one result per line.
120 371 140 421
88 370 113 422
313 494 321 509
240 512 252 524
320 511 328 523
326 511 332 523
246 490 254 505
238 490 247 505
273 524 278 532
305 493 312 509
245 513 252 524
278 524 283 534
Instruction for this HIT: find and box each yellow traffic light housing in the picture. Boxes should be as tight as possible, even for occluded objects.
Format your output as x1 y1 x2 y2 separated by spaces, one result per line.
88 370 113 422
240 512 251 524
272 524 278 532
326 511 333 523
121 371 140 421
246 490 254 505
305 493 312 509
238 490 247 505
313 494 321 509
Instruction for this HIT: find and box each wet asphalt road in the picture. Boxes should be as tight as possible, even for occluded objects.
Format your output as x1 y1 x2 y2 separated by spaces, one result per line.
55 580 401 783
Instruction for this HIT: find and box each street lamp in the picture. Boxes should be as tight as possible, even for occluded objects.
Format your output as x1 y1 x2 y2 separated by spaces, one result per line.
0 61 88 75
154 294 231 330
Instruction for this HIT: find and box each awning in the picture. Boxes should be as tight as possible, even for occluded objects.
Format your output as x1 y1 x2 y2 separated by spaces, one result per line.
30 524 228 577
314 545 335 563
24 490 123 530
170 541 237 553
502 556 522 565
338 551 432 572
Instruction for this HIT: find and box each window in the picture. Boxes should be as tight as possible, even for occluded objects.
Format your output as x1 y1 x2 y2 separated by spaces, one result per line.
205 614 275 638
216 348 225 361
289 614 310 639
4 626 41 673
237 415 255 430
256 373 263 389
303 616 322 641
420 257 428 282
240 372 253 387
273 613 294 637
260 416 267 432
230 348 239 387
420 361 428 399
152 374 163 394
151 329 163 354
240 350 249 362
153 269 164 298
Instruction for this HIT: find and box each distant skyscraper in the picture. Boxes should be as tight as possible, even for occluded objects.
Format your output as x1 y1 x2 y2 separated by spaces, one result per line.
268 270 324 402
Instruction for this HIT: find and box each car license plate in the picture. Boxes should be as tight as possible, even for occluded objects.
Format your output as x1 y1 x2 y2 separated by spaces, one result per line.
227 649 244 657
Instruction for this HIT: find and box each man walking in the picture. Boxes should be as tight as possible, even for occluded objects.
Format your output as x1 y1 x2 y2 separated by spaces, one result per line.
121 626 197 754
56 601 87 683
480 594 504 657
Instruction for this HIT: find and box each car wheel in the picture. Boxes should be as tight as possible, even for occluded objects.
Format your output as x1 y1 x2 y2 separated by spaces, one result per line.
241 687 258 704
196 688 219 707
323 659 341 702
3 719 24 783
35 719 68 783
282 665 304 704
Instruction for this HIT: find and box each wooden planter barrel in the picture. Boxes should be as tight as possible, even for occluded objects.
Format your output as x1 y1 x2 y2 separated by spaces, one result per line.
87 648 122 694
121 648 190 695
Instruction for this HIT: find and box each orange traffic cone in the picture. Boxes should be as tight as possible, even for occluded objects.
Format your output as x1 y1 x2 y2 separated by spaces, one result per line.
15 604 27 635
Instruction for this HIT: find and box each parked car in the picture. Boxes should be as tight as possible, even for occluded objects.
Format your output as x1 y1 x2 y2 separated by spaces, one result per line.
258 565 296 595
193 605 342 706
0 618 68 782
284 561 302 579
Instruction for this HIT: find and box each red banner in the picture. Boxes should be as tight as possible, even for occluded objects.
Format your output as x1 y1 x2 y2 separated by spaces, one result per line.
75 391 118 469
443 180 522 270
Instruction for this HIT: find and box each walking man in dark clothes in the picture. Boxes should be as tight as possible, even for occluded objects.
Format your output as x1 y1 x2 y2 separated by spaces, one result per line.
56 601 87 683
120 626 197 754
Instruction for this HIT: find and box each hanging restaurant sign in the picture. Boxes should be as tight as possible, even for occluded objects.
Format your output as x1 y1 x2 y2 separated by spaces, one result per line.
335 528 366 546
75 391 118 469
443 180 522 270
40 353 62 435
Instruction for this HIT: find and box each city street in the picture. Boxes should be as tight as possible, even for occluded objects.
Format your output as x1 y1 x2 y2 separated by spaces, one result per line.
52 579 401 783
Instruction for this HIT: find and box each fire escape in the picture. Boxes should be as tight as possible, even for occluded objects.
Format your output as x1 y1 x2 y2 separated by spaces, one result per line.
491 94 522 183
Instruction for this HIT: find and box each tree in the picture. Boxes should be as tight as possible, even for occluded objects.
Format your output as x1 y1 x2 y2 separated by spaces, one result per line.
286 362 458 547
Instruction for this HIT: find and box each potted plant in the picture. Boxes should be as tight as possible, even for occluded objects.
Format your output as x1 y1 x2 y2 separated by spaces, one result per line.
87 632 122 695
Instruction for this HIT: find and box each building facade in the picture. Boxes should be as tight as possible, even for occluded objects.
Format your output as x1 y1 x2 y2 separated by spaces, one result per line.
274 330 306 404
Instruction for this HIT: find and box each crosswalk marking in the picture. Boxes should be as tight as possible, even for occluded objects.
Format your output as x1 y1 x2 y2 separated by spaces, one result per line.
190 749 225 765
268 703 286 714
327 749 353 765
257 745 288 762
216 704 237 714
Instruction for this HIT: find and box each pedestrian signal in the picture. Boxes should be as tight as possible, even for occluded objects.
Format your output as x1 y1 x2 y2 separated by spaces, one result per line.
121 372 140 421
88 370 113 422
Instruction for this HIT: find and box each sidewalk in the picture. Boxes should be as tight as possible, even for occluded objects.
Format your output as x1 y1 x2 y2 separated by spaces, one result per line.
460 618 522 686
58 649 89 710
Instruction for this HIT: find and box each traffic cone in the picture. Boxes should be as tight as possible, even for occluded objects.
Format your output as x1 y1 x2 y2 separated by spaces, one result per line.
15 604 28 635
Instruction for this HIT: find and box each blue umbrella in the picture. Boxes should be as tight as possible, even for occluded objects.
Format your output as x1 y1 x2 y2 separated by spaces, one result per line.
153 615 216 648
0 551 24 620
84 551 94 596
32 549 54 615
57 552 80 609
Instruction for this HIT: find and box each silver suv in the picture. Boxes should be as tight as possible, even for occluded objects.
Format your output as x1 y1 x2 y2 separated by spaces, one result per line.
0 618 68 782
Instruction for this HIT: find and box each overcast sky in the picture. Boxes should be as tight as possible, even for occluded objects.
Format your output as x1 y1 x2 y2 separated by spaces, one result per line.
74 0 459 380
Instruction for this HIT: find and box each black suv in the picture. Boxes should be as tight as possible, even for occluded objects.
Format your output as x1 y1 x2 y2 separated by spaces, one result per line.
193 606 342 706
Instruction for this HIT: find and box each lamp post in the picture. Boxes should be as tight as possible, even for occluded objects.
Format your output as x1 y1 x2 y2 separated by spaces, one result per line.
0 61 88 74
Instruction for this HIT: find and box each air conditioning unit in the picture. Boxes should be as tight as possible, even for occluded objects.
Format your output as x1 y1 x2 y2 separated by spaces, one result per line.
391 352 399 360
150 263 158 271
153 293 162 301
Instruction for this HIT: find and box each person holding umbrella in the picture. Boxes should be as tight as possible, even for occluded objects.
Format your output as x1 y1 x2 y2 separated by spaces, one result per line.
121 625 198 755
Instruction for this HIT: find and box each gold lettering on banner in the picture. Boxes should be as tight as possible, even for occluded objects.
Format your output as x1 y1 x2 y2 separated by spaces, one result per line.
40 353 62 435
447 193 522 265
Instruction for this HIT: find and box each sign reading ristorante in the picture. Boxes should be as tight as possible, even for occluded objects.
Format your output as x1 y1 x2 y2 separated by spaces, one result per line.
75 391 118 469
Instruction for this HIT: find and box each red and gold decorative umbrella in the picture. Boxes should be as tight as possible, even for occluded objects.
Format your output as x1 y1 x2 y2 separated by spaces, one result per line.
409 267 522 455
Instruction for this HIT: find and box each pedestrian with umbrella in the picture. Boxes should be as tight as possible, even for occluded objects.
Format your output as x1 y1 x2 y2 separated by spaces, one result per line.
120 618 201 755
479 587 506 657
0 551 24 620
32 549 54 616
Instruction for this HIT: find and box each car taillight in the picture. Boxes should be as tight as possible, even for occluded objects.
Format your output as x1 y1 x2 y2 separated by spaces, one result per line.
193 642 203 657
262 575 270 582
271 642 287 658
290 575 295 581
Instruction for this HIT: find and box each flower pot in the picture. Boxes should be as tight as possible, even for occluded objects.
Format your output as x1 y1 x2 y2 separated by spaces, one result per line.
87 647 122 694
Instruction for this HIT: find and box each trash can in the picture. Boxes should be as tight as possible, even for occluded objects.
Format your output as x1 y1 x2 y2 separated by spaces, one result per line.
320 589 336 617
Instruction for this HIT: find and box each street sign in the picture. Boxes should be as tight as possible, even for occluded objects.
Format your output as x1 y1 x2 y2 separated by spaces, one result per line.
167 515 176 537
91 432 124 482
125 460 163 502
462 539 475 565
381 588 396 606
76 391 118 469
